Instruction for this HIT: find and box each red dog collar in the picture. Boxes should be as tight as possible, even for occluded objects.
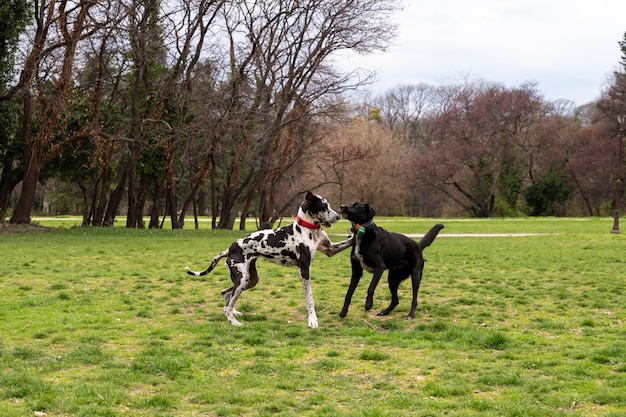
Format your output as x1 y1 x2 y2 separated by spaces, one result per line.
296 215 320 230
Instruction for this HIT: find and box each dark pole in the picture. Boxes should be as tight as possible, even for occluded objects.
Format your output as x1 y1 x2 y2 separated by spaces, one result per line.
612 114 624 234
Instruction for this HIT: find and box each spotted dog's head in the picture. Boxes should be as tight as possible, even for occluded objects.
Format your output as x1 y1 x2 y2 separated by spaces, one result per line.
339 202 376 225
301 191 340 228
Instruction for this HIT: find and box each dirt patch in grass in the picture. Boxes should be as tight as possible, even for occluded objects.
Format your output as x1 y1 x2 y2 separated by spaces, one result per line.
0 222 52 234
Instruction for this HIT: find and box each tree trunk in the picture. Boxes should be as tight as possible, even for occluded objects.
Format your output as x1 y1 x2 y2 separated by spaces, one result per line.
9 0 95 224
0 157 21 223
198 189 206 217
10 104 41 225
149 180 163 228
177 150 214 228
9 90 35 224
77 179 90 227
135 185 147 228
211 155 217 229
103 166 129 226
166 185 181 229
217 189 237 229
93 169 109 226
10 160 40 224
239 195 253 231
126 154 138 228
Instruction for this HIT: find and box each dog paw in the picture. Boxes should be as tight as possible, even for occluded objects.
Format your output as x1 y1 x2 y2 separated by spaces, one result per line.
308 316 319 328
226 315 243 326
339 310 347 318
225 308 243 326
227 316 243 326
364 301 373 311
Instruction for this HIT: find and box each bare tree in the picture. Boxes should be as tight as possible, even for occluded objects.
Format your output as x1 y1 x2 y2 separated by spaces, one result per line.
149 0 225 229
335 118 410 214
9 0 102 224
78 0 225 228
411 80 550 217
205 0 401 229
374 83 439 145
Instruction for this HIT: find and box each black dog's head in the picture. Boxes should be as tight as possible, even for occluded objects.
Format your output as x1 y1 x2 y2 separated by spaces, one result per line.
339 202 376 225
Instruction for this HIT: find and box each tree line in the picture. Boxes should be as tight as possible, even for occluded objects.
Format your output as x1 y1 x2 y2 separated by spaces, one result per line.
374 75 625 218
1 0 625 228
0 0 401 228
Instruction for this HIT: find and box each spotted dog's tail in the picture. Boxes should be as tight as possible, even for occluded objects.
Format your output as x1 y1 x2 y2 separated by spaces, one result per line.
185 250 229 276
418 224 444 250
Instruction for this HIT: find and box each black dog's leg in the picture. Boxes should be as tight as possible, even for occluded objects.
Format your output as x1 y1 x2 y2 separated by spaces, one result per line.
378 272 401 316
365 266 385 311
339 258 363 318
406 267 423 319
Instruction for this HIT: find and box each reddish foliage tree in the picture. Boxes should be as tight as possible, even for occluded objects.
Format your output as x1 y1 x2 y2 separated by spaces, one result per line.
411 81 548 216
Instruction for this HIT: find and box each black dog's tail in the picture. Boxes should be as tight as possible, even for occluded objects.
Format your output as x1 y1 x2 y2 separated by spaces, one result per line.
185 249 228 276
418 224 444 250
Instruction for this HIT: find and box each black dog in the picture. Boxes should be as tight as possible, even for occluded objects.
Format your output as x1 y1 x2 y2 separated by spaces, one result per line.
339 202 444 319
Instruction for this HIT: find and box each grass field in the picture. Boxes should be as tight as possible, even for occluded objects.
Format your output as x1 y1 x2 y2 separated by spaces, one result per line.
1 217 625 416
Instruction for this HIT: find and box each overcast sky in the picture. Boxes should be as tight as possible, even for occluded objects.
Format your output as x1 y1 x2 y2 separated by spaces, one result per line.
336 1 626 106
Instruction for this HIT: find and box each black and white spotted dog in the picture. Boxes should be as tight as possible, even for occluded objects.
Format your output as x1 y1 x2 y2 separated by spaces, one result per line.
185 191 351 328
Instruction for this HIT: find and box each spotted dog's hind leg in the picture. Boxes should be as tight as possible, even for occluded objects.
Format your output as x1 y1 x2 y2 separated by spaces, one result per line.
221 287 241 316
223 258 261 326
221 259 259 317
222 259 242 324
223 280 245 326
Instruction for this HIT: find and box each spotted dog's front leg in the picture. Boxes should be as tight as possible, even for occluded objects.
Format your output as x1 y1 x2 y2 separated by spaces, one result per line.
317 235 353 257
297 246 318 328
300 273 318 328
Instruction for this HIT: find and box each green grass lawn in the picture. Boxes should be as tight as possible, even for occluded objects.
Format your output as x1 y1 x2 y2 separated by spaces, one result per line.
1 217 625 416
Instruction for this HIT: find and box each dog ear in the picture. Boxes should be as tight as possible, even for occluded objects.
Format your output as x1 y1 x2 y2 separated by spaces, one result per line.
302 191 314 212
368 204 376 217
